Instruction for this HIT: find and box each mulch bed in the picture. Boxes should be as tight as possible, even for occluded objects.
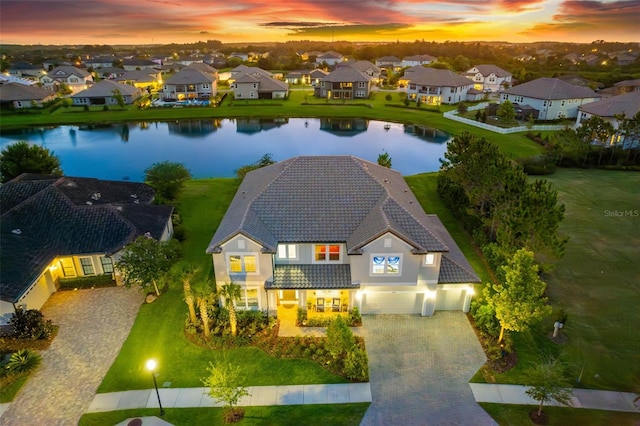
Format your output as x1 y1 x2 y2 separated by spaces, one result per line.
529 409 549 425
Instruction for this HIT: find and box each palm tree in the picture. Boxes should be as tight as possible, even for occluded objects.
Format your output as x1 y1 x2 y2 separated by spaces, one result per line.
169 261 201 325
219 282 242 337
192 278 216 338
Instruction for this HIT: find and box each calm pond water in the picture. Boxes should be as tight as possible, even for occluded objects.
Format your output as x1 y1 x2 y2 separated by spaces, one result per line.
0 118 451 181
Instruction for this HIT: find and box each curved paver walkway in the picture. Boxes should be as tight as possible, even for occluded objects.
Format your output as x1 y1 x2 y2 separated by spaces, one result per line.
359 313 497 426
1 287 143 426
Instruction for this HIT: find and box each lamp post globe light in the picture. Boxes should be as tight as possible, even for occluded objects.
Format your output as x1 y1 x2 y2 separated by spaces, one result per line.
146 359 165 416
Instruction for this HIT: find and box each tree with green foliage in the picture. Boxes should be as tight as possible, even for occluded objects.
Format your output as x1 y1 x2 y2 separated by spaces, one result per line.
169 261 200 325
234 153 276 180
524 357 573 418
219 282 242 337
0 141 63 183
326 315 355 360
377 151 392 168
116 235 181 296
457 102 468 115
144 161 191 201
483 248 552 343
112 88 125 108
497 100 516 124
201 361 250 423
192 278 216 337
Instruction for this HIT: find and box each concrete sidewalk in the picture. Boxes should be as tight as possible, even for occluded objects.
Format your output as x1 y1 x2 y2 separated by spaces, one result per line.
87 383 372 413
470 383 640 413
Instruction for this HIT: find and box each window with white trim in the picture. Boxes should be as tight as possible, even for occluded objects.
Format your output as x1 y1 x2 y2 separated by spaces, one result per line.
371 254 402 275
228 254 258 274
79 257 95 275
277 244 297 259
59 257 76 277
314 244 341 262
100 256 114 274
238 288 259 310
424 253 435 266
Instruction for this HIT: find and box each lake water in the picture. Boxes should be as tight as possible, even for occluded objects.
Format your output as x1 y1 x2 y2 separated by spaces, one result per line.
0 118 451 181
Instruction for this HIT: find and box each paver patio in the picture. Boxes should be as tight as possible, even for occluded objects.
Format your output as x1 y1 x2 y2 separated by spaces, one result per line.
359 313 497 426
0 287 143 426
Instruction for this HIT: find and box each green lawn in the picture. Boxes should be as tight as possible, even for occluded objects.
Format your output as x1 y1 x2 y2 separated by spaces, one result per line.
97 179 348 393
479 403 640 426
79 404 371 426
473 169 640 392
0 89 542 160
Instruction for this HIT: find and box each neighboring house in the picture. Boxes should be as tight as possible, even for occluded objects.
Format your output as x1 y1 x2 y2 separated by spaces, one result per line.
464 64 512 93
614 79 640 95
0 82 56 109
402 54 437 68
175 56 202 66
115 70 162 90
203 52 227 68
122 58 158 71
84 56 116 69
404 66 475 105
227 65 273 82
229 52 250 62
375 56 402 71
314 65 373 99
71 79 141 106
284 71 306 85
40 65 93 93
7 61 46 78
230 67 289 100
501 77 600 120
316 51 344 67
207 156 479 316
161 66 217 101
95 66 126 79
576 91 640 148
338 60 382 83
184 62 218 78
309 69 329 86
0 174 174 323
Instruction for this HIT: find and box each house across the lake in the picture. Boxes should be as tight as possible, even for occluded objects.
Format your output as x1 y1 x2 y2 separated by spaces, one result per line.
207 156 479 316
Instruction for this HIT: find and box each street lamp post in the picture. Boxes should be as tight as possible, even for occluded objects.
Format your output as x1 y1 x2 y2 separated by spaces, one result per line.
146 359 165 416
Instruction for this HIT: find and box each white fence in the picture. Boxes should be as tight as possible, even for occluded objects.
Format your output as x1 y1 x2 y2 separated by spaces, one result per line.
444 105 573 134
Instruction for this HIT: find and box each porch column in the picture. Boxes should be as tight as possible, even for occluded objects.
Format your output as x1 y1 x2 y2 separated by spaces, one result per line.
421 291 436 317
299 290 306 309
463 287 474 313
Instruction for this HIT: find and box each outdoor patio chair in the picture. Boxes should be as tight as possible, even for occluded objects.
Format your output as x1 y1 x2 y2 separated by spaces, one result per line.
332 298 341 312
316 298 325 312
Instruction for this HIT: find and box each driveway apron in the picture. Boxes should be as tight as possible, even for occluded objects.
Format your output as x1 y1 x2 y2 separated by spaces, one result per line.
2 287 143 426
360 313 497 426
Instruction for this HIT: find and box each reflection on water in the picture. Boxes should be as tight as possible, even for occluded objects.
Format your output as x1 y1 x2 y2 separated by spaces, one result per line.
0 118 451 181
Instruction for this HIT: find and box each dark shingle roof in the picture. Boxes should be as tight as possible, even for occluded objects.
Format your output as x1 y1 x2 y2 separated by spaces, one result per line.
404 67 473 87
165 68 215 85
207 156 449 254
503 77 599 100
0 176 172 303
578 91 640 117
267 264 358 289
0 83 55 102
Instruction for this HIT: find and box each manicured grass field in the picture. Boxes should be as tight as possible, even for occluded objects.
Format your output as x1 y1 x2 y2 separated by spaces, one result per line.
479 403 640 425
474 169 640 392
79 404 371 426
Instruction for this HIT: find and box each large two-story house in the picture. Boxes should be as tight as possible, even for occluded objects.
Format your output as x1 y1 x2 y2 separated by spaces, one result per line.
464 64 512 93
40 65 93 93
404 66 475 105
230 67 289 100
576 91 640 148
71 79 142 106
314 65 373 100
501 77 600 120
207 156 479 316
161 64 218 101
0 174 173 323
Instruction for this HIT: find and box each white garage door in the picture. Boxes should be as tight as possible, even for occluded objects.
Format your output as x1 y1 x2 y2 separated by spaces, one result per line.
435 287 465 311
362 292 423 314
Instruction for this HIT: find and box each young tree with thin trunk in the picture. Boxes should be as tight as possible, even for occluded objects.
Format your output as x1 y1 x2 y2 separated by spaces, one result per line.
170 261 200 324
524 357 573 418
219 282 242 337
201 361 250 423
192 278 216 337
483 248 552 343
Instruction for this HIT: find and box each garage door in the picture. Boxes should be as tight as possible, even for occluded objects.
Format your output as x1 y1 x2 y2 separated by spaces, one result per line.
435 287 465 311
362 292 423 314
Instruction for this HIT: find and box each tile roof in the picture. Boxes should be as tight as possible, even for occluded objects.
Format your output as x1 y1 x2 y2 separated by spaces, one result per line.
48 65 90 79
404 67 473 87
207 156 449 255
267 264 358 289
468 64 511 77
0 83 56 102
0 176 172 303
71 79 140 98
578 91 640 117
165 68 215 85
322 66 371 83
503 77 599 100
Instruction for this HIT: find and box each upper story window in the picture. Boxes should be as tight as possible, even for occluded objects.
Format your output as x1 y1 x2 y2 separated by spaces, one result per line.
424 254 435 266
277 244 297 259
314 244 341 262
371 254 401 275
229 254 257 274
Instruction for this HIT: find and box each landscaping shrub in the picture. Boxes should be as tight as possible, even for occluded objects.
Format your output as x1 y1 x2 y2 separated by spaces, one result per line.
326 316 355 360
9 308 55 341
349 307 362 326
343 345 369 381
519 155 557 175
296 308 307 325
2 349 41 377
58 274 116 289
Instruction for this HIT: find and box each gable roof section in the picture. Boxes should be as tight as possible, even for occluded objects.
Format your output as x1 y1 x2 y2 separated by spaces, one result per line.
469 64 511 77
115 70 158 83
165 68 215 85
578 91 640 117
405 67 473 87
322 66 371 83
0 83 55 102
0 176 172 303
503 77 599 100
207 156 449 255
186 62 218 75
48 65 90 79
71 79 139 98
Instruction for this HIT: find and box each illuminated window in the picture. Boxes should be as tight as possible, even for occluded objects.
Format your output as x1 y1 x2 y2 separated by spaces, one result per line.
228 254 257 274
424 254 435 266
79 257 95 275
315 245 341 262
277 244 297 259
238 288 259 310
59 257 76 277
371 255 401 275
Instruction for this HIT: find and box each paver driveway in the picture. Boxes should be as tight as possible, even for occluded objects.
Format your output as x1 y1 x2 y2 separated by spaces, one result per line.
359 313 497 426
2 287 143 426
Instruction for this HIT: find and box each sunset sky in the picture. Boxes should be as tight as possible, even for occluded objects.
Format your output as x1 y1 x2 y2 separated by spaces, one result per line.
1 0 639 45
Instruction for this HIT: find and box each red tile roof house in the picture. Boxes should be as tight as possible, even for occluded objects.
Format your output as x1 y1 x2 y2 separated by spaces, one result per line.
0 175 173 324
501 77 600 120
207 156 479 316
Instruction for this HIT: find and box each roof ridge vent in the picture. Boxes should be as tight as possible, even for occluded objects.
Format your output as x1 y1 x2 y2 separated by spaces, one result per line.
12 229 22 235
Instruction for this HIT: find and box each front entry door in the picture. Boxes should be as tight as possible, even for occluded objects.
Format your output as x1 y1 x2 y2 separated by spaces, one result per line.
280 290 298 305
